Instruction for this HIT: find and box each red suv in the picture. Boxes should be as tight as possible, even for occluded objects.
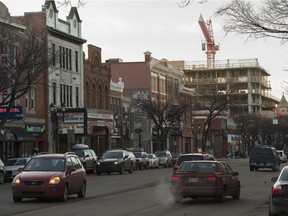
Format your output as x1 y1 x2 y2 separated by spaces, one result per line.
12 152 86 202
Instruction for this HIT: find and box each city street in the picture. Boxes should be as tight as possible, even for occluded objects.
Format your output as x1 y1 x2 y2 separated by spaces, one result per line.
0 158 281 216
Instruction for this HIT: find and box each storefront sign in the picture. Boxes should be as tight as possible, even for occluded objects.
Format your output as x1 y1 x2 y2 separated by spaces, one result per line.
0 106 23 120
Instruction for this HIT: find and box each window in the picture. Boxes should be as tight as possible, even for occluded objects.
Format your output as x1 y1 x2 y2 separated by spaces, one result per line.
25 92 29 109
52 82 56 105
76 87 79 107
31 88 35 109
52 43 56 67
75 51 78 72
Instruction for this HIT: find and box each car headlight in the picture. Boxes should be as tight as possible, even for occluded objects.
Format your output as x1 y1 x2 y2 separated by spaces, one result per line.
49 176 61 184
13 177 21 184
114 161 118 165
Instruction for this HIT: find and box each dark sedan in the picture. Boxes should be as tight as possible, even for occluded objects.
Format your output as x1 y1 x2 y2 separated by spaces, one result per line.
96 150 133 175
269 166 288 216
170 160 240 203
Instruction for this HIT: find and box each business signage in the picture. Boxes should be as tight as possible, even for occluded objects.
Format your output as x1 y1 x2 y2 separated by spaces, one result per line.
0 106 23 120
26 125 45 137
55 108 87 135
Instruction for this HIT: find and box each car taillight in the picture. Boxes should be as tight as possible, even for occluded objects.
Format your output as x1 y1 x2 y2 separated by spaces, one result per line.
171 175 180 183
208 176 217 181
272 184 283 195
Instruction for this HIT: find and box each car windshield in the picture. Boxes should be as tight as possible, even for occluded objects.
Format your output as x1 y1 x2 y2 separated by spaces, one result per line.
148 154 153 159
279 169 288 181
23 158 65 172
177 155 203 165
179 162 216 172
133 152 142 158
73 149 85 158
5 159 28 166
155 152 166 157
102 151 123 159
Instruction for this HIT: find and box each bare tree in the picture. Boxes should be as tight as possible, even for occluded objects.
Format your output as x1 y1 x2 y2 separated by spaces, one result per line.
193 88 231 152
0 23 56 129
57 0 86 8
215 0 288 42
136 98 188 151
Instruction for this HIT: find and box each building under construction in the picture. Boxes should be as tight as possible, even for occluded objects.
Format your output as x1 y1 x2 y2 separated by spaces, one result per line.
168 58 279 157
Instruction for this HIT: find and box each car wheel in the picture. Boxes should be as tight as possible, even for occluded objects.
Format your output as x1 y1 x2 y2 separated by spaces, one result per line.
216 188 226 203
61 184 69 202
92 164 97 174
0 172 4 184
119 165 124 174
249 166 254 171
173 194 182 203
232 184 240 200
13 196 22 202
128 163 133 174
77 181 86 198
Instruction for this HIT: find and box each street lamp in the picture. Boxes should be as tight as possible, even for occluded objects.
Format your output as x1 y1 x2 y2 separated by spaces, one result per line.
49 103 58 153
124 112 128 149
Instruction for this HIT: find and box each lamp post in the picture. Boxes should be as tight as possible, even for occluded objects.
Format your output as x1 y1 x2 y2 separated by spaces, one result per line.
124 112 128 149
114 112 119 149
49 103 58 153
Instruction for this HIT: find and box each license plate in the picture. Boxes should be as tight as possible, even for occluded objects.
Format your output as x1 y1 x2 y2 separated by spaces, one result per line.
189 177 198 183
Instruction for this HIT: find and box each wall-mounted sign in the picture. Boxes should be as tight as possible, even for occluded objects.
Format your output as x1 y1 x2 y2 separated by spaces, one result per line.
53 108 87 135
0 106 23 120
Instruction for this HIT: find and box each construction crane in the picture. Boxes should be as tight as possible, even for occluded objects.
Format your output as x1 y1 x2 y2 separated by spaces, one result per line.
198 14 219 69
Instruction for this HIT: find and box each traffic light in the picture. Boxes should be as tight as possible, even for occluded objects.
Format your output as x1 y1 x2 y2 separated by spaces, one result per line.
152 128 158 141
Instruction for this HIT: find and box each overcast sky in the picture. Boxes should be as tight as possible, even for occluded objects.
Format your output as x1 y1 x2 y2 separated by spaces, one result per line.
2 0 288 99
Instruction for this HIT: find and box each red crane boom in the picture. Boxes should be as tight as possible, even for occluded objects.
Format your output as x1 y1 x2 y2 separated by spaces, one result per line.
198 14 219 69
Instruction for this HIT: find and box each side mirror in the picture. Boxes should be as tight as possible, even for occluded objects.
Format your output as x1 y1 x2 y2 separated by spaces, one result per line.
232 171 239 176
271 177 278 182
18 167 23 173
67 166 76 174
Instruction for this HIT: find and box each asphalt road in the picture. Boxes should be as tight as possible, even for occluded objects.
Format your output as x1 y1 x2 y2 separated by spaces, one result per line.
0 158 282 216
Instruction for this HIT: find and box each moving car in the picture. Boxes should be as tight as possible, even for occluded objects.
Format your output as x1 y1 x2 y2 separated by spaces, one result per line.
276 150 287 163
4 157 31 181
12 152 86 202
249 146 280 171
148 153 159 168
173 153 216 173
71 144 98 174
127 151 137 171
269 166 288 216
0 158 5 184
170 160 240 203
96 150 133 175
154 150 172 168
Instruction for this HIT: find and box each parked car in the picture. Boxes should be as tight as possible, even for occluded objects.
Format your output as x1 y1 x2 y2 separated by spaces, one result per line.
154 150 172 168
96 150 133 175
276 150 287 163
148 153 159 168
133 151 149 170
71 144 97 174
0 158 5 184
269 166 288 216
173 153 216 173
12 152 87 202
171 152 182 165
170 160 240 203
249 146 280 171
4 157 31 181
283 146 288 157
127 151 137 171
